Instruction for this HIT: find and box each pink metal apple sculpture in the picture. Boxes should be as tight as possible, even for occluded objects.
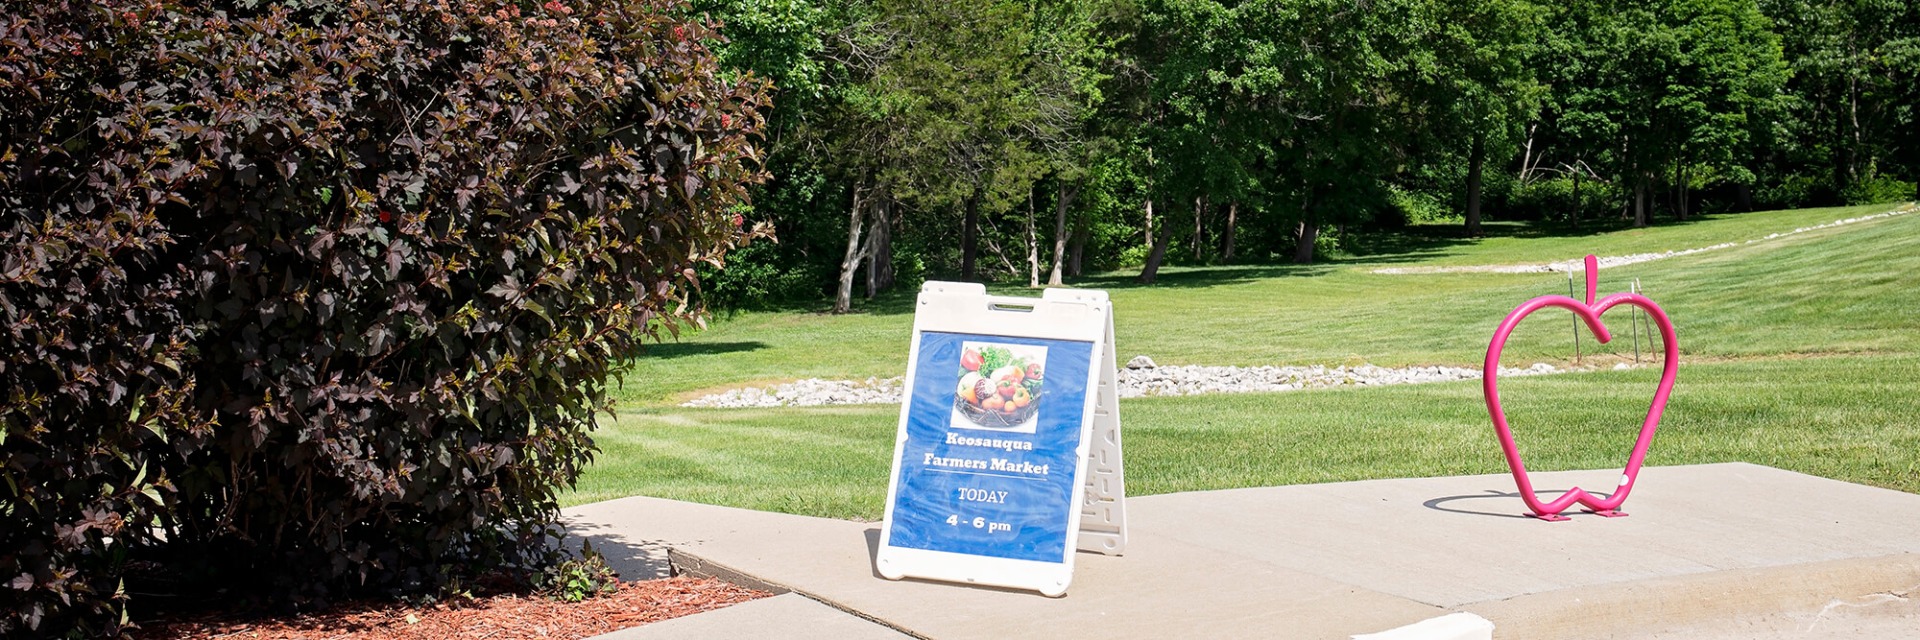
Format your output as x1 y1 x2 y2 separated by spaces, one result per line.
1483 255 1679 521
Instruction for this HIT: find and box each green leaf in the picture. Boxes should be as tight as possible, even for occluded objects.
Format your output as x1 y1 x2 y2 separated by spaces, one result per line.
524 299 552 326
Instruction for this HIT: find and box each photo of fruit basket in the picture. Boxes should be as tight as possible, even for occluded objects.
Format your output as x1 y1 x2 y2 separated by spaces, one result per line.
955 387 1042 427
952 343 1046 431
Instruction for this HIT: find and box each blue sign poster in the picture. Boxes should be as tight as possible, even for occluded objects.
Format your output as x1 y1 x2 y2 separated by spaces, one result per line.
876 282 1119 597
885 332 1094 562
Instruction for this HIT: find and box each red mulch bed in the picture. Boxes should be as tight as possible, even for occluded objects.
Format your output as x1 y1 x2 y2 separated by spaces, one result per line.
132 577 769 640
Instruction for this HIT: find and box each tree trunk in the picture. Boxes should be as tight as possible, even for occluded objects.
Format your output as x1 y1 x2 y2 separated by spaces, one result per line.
834 177 870 314
961 189 980 281
1735 182 1753 212
865 204 879 299
1466 130 1486 236
1292 190 1319 264
1290 187 1320 263
1293 220 1319 264
1669 155 1689 221
1668 157 1678 218
1844 71 1861 195
1830 75 1856 202
1068 207 1089 277
1850 76 1862 179
1571 169 1583 229
1678 164 1690 221
876 197 896 290
1633 175 1649 228
865 195 893 298
1518 122 1538 182
986 236 1019 275
1047 182 1077 286
1832 111 1850 202
1222 201 1237 261
1142 197 1154 250
1137 231 1170 284
1137 198 1168 283
1026 187 1040 288
1192 196 1207 262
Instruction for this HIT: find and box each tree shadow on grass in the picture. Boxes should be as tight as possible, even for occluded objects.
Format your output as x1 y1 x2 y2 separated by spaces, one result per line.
1073 262 1342 291
807 263 1345 311
1340 223 1493 264
694 214 1737 320
702 288 921 318
1341 214 1732 265
632 340 769 359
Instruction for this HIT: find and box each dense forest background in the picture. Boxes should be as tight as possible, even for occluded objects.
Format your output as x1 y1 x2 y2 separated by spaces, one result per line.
688 0 1918 311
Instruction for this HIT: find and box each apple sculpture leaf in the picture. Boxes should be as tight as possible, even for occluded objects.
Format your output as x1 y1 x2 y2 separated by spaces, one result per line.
1483 255 1679 521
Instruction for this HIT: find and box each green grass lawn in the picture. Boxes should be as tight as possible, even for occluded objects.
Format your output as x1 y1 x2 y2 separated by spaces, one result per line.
570 355 1920 517
572 202 1920 513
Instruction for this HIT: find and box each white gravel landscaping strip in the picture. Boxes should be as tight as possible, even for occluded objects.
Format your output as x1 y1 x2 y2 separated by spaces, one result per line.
1372 203 1916 275
682 376 909 408
678 360 1602 408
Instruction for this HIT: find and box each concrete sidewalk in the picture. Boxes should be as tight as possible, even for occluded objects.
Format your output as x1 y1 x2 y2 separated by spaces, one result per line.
568 463 1920 639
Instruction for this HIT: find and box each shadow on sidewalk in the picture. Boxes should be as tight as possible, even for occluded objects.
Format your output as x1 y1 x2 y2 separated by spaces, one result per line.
564 520 675 581
1422 489 1617 520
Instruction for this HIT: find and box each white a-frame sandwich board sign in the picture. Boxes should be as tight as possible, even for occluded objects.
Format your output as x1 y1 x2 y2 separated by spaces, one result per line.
876 282 1127 597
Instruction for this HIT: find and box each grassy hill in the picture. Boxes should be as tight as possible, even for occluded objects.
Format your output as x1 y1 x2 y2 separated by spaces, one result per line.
569 203 1920 515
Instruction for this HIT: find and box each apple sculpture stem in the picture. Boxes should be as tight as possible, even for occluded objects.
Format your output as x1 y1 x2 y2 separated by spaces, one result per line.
1483 255 1680 521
